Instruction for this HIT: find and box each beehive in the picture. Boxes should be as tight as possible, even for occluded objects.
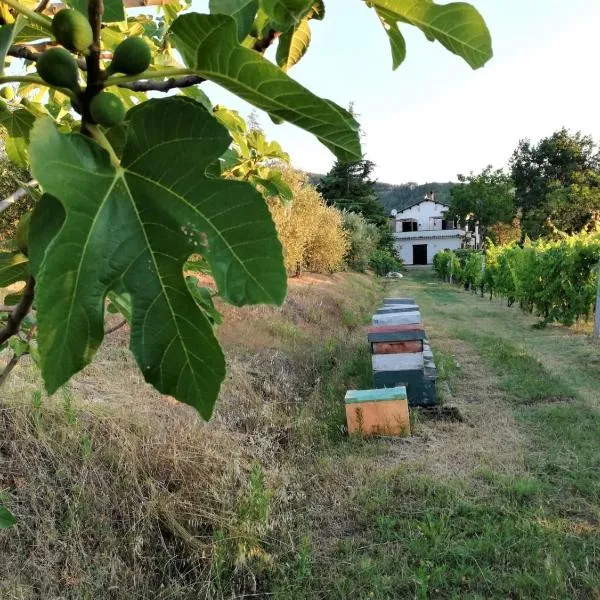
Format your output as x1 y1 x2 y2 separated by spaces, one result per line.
372 311 422 326
344 387 410 436
383 298 416 305
371 352 435 407
375 306 419 315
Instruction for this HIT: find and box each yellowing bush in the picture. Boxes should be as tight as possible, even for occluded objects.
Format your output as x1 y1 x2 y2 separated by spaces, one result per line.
304 203 348 273
266 169 348 275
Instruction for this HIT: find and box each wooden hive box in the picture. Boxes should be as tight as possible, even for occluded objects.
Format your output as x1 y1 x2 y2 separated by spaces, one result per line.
344 387 410 436
375 306 420 315
383 298 416 305
372 311 422 326
371 352 436 407
368 324 426 343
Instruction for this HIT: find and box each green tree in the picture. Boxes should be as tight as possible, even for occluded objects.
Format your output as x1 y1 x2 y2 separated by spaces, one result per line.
0 0 493 419
318 158 396 252
448 165 515 239
510 129 600 237
342 210 380 272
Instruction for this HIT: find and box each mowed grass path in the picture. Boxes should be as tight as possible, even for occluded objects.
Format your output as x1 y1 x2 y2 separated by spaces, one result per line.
273 269 600 600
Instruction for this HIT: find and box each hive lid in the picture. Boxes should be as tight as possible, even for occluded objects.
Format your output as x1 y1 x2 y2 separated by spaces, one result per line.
344 386 408 404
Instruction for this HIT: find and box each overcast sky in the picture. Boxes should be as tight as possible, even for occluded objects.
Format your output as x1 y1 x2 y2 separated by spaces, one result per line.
197 1 600 184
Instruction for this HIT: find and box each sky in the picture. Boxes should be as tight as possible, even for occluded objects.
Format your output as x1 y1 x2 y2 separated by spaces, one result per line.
196 1 600 184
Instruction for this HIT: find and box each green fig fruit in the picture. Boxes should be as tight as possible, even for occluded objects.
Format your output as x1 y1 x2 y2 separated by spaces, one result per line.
0 86 14 101
89 92 126 127
52 9 93 53
108 37 151 75
16 211 32 256
36 48 80 91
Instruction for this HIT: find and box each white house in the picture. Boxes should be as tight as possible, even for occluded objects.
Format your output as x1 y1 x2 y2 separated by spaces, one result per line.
390 192 465 266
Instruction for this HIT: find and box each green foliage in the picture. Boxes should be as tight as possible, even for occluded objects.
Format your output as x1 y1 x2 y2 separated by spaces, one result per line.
170 13 361 161
215 106 292 202
0 0 493 415
29 99 286 419
448 165 515 236
510 129 600 237
369 248 402 276
342 211 380 272
369 0 492 69
435 230 600 326
318 158 396 255
0 505 17 529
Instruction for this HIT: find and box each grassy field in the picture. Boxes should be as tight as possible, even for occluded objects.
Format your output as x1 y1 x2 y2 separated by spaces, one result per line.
0 269 598 598
270 269 600 599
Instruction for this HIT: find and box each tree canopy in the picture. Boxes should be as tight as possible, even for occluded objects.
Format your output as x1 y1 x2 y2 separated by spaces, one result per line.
448 166 515 238
510 129 600 237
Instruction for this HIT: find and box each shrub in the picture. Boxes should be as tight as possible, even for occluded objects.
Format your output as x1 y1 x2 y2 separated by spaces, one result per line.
341 211 380 272
304 204 349 273
267 169 348 275
369 248 403 276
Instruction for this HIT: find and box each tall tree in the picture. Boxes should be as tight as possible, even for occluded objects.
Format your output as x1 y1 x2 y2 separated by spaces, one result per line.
510 129 600 237
448 166 515 240
318 159 394 250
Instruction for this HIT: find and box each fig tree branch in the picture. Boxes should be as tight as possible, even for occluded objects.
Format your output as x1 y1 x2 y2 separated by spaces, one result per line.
117 74 205 92
105 319 127 335
81 0 104 133
0 325 35 390
34 0 50 13
0 276 35 346
8 44 88 70
0 350 22 388
0 180 37 215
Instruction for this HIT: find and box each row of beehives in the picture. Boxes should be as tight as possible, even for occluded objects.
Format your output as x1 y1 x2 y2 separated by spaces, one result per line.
344 297 436 437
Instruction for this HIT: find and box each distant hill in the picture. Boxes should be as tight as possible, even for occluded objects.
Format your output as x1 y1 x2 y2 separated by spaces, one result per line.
308 173 455 215
374 181 455 214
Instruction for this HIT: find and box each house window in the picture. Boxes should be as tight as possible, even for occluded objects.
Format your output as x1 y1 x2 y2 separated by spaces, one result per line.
441 219 455 230
402 221 418 232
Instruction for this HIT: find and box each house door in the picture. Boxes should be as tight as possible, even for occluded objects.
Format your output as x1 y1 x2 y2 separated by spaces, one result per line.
413 244 428 265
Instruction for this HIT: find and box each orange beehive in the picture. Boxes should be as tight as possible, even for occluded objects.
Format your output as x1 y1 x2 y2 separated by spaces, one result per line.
344 387 410 437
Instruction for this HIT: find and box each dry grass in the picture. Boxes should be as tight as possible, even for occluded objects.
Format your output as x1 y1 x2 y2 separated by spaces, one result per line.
0 272 382 599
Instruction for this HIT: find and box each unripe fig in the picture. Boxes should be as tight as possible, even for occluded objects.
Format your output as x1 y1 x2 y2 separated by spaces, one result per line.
52 9 93 53
16 211 31 256
108 37 151 75
89 92 126 127
36 48 80 91
0 86 14 100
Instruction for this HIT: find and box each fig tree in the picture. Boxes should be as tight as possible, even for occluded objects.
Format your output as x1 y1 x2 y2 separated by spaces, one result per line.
36 48 80 91
16 211 31 256
89 92 126 127
52 9 93 54
108 37 151 75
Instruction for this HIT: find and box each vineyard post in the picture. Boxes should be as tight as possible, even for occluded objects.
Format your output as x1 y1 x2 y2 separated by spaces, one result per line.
594 260 600 339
